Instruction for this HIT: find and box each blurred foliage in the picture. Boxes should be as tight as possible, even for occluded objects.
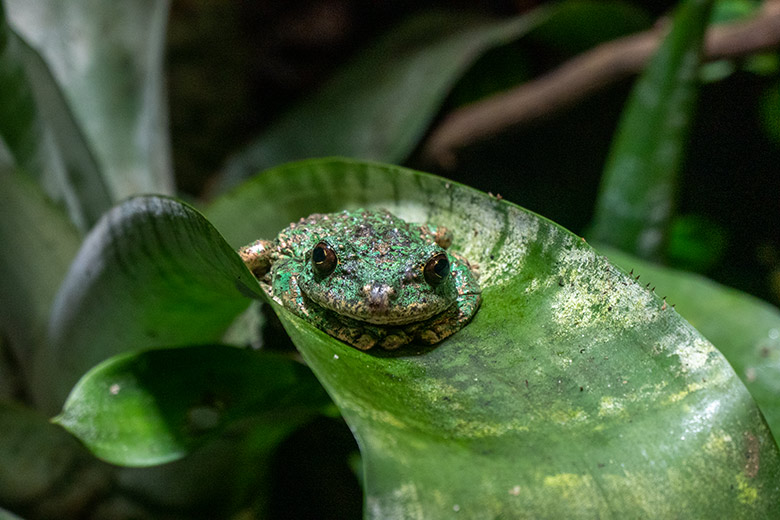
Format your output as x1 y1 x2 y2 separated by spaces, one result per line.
589 0 711 259
666 214 728 273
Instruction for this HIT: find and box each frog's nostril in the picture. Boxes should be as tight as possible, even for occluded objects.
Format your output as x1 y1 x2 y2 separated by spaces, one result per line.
362 283 397 309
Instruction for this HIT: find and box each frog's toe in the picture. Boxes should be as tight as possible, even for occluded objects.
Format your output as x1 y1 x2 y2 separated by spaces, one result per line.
379 332 411 350
418 329 444 344
433 226 453 249
351 333 377 350
238 239 274 278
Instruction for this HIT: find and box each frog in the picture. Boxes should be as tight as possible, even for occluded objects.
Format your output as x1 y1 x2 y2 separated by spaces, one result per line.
238 208 481 350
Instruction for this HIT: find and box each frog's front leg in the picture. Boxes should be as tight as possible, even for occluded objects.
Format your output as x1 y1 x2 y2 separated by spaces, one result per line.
238 240 274 278
416 259 481 344
271 259 383 350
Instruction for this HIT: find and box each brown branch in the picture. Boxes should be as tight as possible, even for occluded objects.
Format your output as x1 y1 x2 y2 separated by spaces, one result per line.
422 2 780 169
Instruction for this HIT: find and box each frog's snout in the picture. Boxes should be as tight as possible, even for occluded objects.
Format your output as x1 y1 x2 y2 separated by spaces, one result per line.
361 282 397 310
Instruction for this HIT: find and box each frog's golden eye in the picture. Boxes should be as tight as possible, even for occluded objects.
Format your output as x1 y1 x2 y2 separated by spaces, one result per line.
423 252 450 287
311 241 338 277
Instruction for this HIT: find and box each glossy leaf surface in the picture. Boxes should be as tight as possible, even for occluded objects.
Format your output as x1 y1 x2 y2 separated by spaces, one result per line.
603 245 780 441
590 0 713 259
37 196 262 413
55 345 330 466
207 158 780 518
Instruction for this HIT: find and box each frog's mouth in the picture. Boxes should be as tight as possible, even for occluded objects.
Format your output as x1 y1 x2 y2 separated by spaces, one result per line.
306 282 452 326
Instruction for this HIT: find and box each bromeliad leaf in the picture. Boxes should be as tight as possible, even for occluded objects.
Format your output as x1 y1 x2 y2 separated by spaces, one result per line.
55 345 330 466
36 196 262 413
206 157 780 518
602 245 780 442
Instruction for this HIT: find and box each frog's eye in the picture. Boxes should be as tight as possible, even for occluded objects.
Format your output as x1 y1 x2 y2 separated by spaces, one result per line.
311 241 338 277
423 252 450 287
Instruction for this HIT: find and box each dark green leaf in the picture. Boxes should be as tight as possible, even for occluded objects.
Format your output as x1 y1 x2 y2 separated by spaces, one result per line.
208 158 780 517
218 8 553 190
590 0 714 259
0 168 80 374
4 0 174 201
55 345 329 466
601 244 780 441
665 214 727 272
36 196 262 413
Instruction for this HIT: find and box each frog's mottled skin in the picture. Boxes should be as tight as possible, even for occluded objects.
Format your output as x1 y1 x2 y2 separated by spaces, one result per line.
239 209 481 350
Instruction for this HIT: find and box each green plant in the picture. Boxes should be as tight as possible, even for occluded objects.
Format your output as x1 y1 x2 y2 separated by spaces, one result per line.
2 0 779 518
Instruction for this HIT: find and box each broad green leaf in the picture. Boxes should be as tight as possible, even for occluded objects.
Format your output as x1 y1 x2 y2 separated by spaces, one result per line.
0 3 111 231
590 0 713 259
602 245 780 441
4 0 174 201
207 158 780 517
0 168 80 374
35 196 262 413
55 344 330 467
218 8 552 191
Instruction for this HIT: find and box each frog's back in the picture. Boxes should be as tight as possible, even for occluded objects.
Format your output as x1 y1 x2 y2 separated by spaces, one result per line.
278 209 431 258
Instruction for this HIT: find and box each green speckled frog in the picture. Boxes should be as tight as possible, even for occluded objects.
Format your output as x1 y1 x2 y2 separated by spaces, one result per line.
239 209 481 350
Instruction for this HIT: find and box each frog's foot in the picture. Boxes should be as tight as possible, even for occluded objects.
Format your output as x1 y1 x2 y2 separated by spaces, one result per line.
274 275 411 350
415 291 482 345
450 251 479 279
330 317 413 351
238 240 274 278
377 331 412 350
325 327 377 350
412 256 482 344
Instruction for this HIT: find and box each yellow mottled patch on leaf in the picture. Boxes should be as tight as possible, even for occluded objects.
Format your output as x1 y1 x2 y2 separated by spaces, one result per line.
598 396 628 418
736 473 758 505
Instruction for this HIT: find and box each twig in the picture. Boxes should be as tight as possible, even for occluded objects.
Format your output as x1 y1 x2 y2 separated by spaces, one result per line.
422 2 780 168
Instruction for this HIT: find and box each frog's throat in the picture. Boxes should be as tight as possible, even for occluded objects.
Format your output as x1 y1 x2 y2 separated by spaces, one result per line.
305 292 452 326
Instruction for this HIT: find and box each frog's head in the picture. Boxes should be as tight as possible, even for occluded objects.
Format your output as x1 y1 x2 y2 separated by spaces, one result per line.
297 220 458 325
